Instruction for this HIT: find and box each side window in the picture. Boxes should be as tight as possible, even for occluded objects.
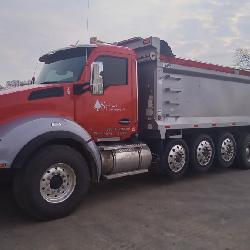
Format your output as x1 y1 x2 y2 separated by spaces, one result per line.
94 56 128 86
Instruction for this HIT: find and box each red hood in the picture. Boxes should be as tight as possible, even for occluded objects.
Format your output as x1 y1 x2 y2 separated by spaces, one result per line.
0 84 74 125
0 84 43 96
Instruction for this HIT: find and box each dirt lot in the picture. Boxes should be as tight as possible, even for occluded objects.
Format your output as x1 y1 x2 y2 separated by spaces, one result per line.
0 168 250 250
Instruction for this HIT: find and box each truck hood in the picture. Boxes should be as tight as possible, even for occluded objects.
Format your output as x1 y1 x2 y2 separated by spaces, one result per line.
0 84 43 96
0 84 74 125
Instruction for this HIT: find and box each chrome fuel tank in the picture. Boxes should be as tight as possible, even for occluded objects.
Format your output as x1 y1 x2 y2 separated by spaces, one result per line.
99 143 152 175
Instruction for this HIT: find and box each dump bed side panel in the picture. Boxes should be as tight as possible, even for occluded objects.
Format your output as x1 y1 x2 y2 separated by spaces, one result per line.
161 65 250 118
156 62 250 136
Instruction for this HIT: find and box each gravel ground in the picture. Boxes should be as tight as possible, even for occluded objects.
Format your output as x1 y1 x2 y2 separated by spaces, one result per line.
0 168 250 250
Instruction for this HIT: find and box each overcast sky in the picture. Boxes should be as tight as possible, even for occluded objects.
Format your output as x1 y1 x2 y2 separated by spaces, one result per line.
0 0 249 83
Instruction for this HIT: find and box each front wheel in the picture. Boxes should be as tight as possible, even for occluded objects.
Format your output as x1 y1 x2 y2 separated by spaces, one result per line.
13 145 91 220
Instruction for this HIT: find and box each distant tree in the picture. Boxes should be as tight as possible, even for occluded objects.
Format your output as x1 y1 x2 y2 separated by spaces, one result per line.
234 48 250 71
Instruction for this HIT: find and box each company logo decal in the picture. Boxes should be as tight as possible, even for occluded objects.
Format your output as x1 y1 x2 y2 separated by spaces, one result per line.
94 99 125 112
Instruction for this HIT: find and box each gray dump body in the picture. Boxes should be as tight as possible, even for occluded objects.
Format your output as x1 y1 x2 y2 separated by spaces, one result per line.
118 37 250 139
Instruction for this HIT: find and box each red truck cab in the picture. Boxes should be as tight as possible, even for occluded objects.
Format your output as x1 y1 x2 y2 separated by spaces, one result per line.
38 43 138 142
0 42 138 142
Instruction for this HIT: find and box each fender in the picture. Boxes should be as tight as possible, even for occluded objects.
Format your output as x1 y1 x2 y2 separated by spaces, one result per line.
0 116 102 181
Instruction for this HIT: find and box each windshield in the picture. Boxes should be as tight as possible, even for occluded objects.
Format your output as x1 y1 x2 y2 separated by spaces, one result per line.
36 47 88 84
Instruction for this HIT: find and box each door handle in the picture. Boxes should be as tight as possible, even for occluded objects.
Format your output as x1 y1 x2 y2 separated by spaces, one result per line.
119 118 131 125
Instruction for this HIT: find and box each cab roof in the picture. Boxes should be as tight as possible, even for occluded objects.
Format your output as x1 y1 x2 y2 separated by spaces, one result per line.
39 42 134 62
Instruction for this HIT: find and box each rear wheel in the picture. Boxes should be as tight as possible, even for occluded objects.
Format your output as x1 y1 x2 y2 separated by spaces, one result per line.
216 132 236 168
235 133 250 170
13 145 91 220
163 139 189 178
189 134 215 173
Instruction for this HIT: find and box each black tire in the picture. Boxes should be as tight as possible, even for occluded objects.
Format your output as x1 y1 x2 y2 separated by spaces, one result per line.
13 145 91 221
235 133 250 170
189 134 215 173
215 132 236 168
162 139 189 178
0 169 13 185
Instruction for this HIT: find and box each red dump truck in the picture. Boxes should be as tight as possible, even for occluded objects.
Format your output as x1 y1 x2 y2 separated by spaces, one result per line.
1 36 250 220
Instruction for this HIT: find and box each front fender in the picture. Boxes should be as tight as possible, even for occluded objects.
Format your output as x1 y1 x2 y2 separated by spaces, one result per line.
0 116 101 180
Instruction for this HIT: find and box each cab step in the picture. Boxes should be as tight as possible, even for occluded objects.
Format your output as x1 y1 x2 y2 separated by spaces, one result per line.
102 169 148 180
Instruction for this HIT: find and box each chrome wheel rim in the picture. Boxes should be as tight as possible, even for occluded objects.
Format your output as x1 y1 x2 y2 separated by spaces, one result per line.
196 140 213 166
168 144 186 173
246 146 250 163
40 163 76 204
221 138 235 162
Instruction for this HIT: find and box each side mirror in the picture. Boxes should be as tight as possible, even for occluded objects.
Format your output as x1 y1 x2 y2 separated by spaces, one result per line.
90 62 104 95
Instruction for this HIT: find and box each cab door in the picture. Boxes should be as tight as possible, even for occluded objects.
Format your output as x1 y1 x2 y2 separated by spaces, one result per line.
74 50 137 142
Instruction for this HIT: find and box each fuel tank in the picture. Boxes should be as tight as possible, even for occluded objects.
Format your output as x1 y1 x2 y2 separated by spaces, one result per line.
99 143 152 175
